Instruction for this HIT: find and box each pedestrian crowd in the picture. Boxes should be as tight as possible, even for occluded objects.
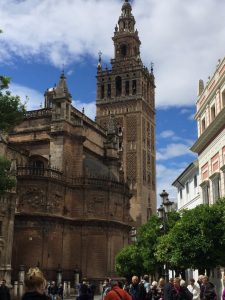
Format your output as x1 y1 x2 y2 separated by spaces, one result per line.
102 274 223 300
0 270 225 300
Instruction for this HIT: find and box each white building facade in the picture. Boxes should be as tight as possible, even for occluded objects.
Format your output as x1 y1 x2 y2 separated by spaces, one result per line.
191 57 225 204
171 57 225 293
172 160 201 210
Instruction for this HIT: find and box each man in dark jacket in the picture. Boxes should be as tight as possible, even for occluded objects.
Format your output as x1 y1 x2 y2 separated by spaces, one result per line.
164 278 174 300
129 276 146 300
0 279 10 300
200 276 216 300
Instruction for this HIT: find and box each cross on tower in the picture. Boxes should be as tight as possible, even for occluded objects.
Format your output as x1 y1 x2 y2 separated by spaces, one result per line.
98 51 102 63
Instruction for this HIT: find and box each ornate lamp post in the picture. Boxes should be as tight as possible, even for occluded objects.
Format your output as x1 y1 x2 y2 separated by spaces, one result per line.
157 190 174 282
130 227 137 243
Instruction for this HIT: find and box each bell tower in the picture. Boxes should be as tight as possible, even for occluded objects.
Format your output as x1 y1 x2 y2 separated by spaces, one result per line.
96 0 156 225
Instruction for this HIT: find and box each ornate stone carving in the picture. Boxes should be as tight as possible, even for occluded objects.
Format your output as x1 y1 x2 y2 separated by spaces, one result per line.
21 186 45 209
87 195 105 217
19 186 63 213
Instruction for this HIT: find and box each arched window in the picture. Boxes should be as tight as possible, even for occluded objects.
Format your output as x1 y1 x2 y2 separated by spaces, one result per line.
32 160 44 175
121 44 127 57
101 85 105 99
107 84 111 98
132 80 137 95
115 76 122 96
29 156 47 176
125 81 130 95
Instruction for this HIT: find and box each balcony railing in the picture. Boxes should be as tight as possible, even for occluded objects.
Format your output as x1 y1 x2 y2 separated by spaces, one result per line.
17 166 129 192
17 166 63 180
25 108 52 119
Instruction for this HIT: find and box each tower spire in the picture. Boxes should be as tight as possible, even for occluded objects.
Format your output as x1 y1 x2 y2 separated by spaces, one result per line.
118 0 135 32
97 50 102 71
54 71 71 100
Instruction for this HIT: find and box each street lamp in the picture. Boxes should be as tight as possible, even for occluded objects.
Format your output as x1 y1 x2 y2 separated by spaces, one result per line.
157 190 174 282
130 227 137 243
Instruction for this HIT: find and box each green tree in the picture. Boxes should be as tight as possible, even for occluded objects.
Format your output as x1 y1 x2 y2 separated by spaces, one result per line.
0 29 26 192
137 215 162 275
0 81 26 132
115 243 144 278
0 79 25 192
0 29 25 131
115 211 181 277
138 211 180 275
156 202 225 273
0 156 16 192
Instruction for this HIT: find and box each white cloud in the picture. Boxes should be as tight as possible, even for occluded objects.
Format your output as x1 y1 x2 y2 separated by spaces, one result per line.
180 108 192 114
10 83 43 110
9 81 96 119
157 142 195 160
0 0 225 108
188 113 195 121
158 130 194 144
67 70 74 76
159 130 175 138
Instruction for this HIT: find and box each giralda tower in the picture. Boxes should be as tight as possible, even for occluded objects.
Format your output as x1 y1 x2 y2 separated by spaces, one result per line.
96 0 156 225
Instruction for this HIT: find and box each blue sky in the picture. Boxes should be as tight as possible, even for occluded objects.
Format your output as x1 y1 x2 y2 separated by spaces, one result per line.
1 0 225 201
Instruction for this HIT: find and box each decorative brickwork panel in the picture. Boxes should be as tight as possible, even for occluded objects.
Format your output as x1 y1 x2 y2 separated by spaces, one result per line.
150 124 155 151
142 117 146 145
143 150 146 182
126 153 137 184
126 116 137 141
151 155 156 190
147 122 150 148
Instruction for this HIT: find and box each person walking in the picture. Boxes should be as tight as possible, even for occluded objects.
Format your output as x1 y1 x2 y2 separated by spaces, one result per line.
102 279 111 299
129 276 146 300
105 280 131 300
200 276 216 300
57 284 64 300
142 275 151 294
164 278 174 300
187 279 200 300
222 274 225 300
151 281 160 300
170 277 193 300
158 278 165 300
76 284 92 300
21 267 49 300
0 279 10 300
48 282 58 300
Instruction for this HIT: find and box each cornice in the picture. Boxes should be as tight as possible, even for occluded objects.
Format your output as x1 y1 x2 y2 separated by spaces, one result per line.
209 172 220 181
191 107 225 153
15 213 132 231
172 160 198 187
196 57 225 118
199 180 209 187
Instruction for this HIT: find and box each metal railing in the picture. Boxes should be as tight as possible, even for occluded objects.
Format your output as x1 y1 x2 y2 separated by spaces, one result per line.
25 108 52 118
17 166 129 192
